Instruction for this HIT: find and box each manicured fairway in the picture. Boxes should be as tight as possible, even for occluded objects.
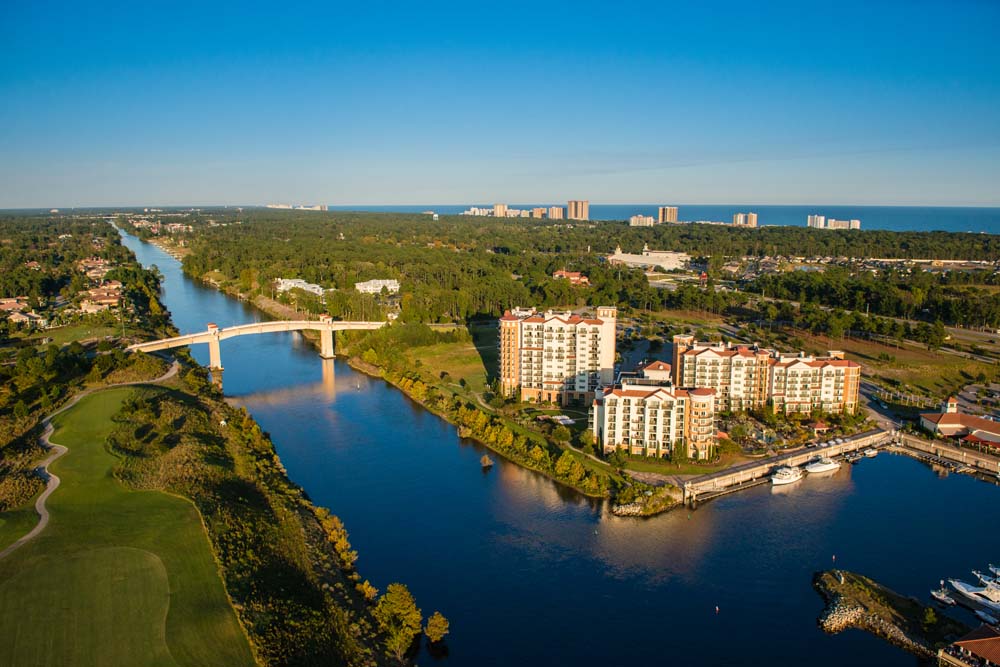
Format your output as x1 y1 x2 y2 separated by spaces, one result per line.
0 388 256 667
0 503 40 552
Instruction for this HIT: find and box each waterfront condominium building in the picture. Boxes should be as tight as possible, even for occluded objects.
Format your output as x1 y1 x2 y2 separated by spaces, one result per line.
531 207 547 219
672 336 861 414
499 306 617 405
567 200 590 221
658 206 678 223
493 203 508 218
807 214 826 229
549 206 565 220
732 212 758 227
591 361 717 460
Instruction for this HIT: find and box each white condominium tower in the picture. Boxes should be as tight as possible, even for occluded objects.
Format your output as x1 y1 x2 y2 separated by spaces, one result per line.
499 306 616 405
672 336 861 414
590 360 717 460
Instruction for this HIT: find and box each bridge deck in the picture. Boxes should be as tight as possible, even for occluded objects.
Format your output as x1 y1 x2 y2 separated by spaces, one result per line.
128 320 386 353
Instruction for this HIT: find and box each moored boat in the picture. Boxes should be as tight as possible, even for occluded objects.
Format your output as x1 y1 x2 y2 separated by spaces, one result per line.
974 570 997 585
948 578 1000 613
805 456 841 474
863 448 878 458
771 466 804 486
931 587 956 606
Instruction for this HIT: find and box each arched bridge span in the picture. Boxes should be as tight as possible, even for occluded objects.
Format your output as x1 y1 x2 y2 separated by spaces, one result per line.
127 315 386 369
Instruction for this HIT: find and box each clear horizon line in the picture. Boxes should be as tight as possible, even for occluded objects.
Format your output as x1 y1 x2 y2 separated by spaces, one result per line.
4 201 1000 210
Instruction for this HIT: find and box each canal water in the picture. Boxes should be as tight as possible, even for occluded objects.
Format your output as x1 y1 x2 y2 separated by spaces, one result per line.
122 233 1000 666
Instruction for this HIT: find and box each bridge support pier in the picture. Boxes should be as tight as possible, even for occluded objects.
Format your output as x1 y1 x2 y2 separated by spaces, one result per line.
208 337 223 370
320 329 334 359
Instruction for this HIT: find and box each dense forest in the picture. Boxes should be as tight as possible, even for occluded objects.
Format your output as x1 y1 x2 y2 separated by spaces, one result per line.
170 209 999 327
751 267 1000 329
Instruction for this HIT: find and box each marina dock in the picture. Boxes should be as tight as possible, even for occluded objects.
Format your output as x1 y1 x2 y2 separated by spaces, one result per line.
684 429 1000 508
684 429 891 507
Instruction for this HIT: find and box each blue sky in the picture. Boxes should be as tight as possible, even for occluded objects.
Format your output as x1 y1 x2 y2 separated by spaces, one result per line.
2 1 998 207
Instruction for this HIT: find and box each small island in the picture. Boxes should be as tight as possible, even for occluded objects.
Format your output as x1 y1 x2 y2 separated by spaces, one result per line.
814 570 970 659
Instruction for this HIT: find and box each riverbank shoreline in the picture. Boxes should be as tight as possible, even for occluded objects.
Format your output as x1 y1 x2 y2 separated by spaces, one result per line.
170 263 688 513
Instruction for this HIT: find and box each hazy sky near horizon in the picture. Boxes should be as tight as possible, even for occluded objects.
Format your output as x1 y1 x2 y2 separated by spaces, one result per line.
2 1 999 208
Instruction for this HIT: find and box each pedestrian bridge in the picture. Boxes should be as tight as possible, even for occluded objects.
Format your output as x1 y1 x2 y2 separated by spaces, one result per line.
127 315 387 369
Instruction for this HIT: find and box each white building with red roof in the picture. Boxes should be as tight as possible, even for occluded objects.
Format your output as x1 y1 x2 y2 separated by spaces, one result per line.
672 336 861 414
552 269 590 286
591 367 717 459
499 306 617 405
921 397 1000 445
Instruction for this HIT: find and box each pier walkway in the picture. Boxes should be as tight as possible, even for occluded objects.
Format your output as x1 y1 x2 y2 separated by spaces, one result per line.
683 429 892 506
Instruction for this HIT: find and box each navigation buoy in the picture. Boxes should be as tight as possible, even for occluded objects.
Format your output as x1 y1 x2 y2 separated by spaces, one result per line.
715 605 720 614
832 554 837 563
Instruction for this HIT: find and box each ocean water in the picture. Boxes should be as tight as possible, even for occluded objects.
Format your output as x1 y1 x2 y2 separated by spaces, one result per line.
328 204 1000 235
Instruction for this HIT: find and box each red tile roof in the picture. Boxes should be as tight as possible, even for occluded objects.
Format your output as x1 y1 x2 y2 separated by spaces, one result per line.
642 360 672 372
954 625 1000 665
921 411 1000 435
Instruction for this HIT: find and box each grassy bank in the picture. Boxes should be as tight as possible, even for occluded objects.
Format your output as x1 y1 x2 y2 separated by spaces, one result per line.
107 366 392 666
0 388 256 667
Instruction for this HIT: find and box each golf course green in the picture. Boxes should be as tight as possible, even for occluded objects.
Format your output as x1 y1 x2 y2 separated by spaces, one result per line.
0 388 256 666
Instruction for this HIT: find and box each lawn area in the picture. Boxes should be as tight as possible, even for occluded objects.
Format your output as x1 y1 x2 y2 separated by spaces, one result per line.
408 323 498 396
27 323 120 346
623 452 747 476
0 388 255 667
0 502 40 552
781 330 993 398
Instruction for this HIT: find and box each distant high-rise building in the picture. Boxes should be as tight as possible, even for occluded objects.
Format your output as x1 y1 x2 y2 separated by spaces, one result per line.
548 206 564 220
732 212 758 227
494 203 508 218
567 200 589 221
807 214 826 229
629 214 656 226
532 207 547 219
825 218 861 230
658 206 678 223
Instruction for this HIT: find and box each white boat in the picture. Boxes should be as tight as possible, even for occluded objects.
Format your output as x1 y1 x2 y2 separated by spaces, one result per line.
949 578 1000 613
864 448 878 458
990 564 1000 578
805 456 841 474
771 466 804 485
974 570 997 585
931 588 956 606
976 610 998 625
